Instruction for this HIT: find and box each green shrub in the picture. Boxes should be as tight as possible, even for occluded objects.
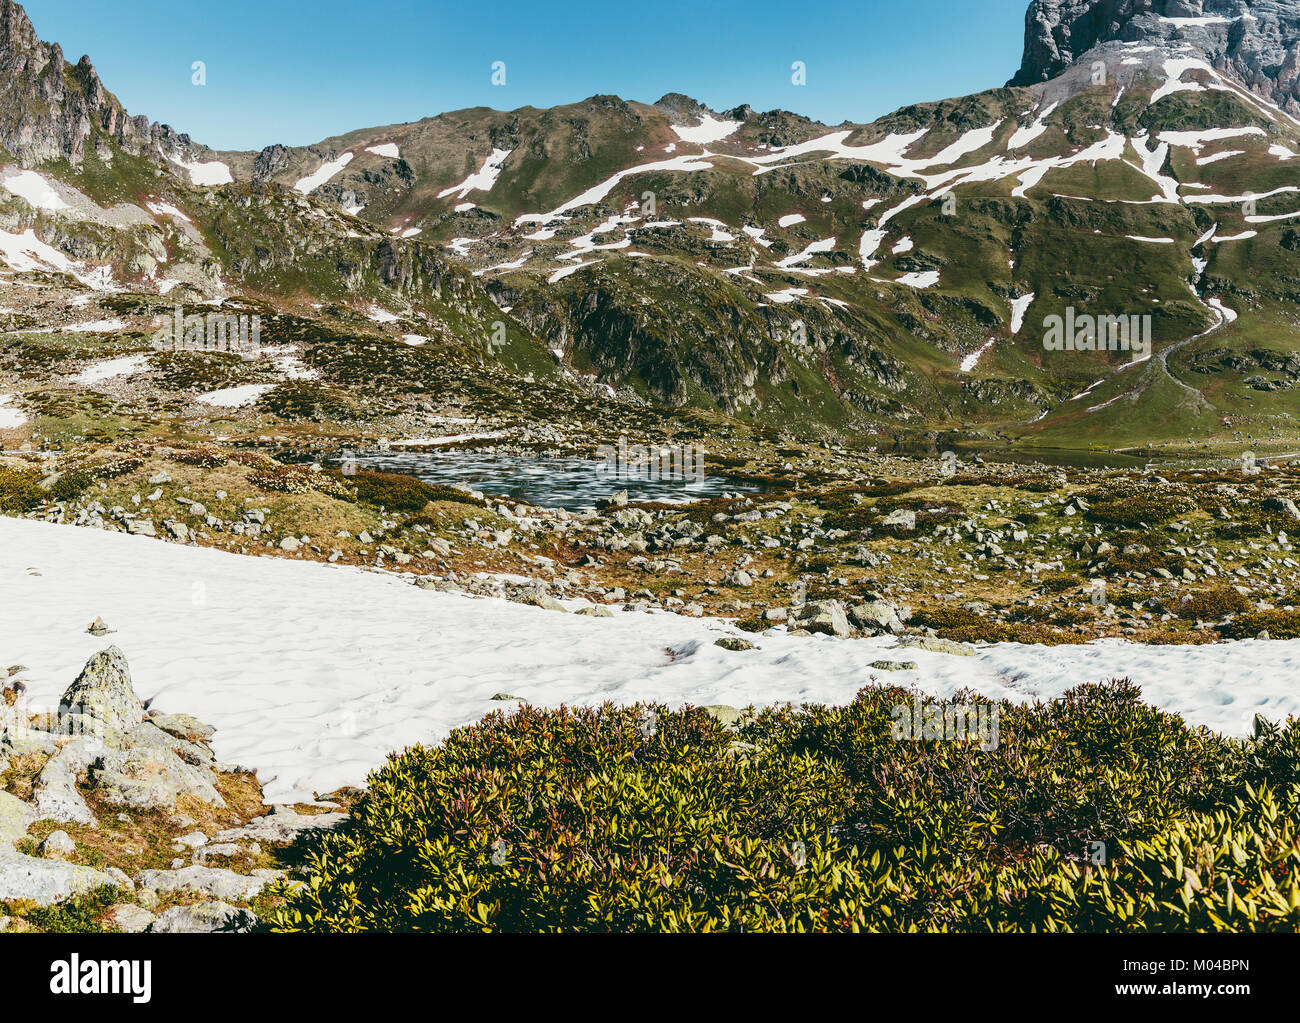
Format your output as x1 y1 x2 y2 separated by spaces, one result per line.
0 466 43 513
169 445 230 468
47 469 95 502
341 470 483 511
87 456 144 479
1083 487 1197 526
269 684 1300 932
1219 609 1300 640
1176 587 1251 621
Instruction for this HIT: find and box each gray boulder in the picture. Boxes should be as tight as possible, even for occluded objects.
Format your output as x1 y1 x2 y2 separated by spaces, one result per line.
106 903 156 933
881 509 916 531
793 600 851 638
89 747 225 811
0 792 121 904
58 647 144 734
38 830 75 859
848 600 904 635
135 864 279 902
31 746 97 827
147 902 258 933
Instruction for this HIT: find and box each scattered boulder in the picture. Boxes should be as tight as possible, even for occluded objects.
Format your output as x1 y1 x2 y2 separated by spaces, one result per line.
793 600 851 638
135 864 279 902
510 588 567 612
714 636 756 651
31 745 98 827
150 713 217 743
0 793 121 904
147 901 258 934
848 600 904 636
881 509 916 531
106 903 156 933
89 747 225 811
897 636 976 657
37 830 75 859
210 806 347 845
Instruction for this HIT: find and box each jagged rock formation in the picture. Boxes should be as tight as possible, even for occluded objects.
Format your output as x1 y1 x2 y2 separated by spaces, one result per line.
1010 0 1300 113
0 0 205 166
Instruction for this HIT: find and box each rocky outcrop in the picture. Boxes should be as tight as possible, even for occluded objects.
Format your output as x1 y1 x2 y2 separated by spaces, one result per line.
0 0 211 167
0 645 341 921
1009 0 1300 114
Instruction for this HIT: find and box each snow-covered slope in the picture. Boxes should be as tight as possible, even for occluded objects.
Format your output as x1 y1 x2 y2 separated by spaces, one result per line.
2 517 1295 803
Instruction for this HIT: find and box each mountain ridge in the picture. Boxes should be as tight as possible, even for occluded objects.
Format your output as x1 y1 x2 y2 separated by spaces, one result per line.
0 0 1297 456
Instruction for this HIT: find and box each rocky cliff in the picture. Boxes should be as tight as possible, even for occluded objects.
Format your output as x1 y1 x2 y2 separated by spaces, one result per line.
1009 0 1300 113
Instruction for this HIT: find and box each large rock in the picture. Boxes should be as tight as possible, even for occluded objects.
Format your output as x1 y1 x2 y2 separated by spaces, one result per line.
135 864 279 902
510 588 567 612
107 903 156 933
210 806 348 845
848 600 904 636
793 600 852 638
31 745 97 827
897 636 977 657
88 747 225 811
147 902 258 933
881 509 916 531
58 647 144 735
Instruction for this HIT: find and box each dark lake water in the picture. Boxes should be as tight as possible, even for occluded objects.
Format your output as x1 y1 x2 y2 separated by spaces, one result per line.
337 449 770 511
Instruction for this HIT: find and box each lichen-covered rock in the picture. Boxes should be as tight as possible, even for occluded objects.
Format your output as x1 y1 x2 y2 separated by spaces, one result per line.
88 746 225 811
58 646 144 735
31 746 97 827
0 792 121 904
793 600 851 638
146 901 258 933
848 600 904 635
37 829 75 859
210 806 347 845
106 903 156 933
149 713 217 743
135 864 279 902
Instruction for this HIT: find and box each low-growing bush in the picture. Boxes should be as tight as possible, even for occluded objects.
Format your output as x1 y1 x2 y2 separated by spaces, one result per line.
268 685 1300 932
1219 609 1300 640
169 445 230 468
0 465 43 513
249 466 351 499
1175 587 1252 621
340 470 484 511
1083 487 1197 526
908 607 1078 645
85 456 143 479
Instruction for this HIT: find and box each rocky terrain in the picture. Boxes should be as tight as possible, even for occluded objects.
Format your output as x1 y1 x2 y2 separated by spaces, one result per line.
5 432 1300 647
0 0 1298 935
0 645 347 932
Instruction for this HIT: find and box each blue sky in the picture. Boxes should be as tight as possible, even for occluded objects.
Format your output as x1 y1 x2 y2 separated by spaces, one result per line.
23 0 1030 151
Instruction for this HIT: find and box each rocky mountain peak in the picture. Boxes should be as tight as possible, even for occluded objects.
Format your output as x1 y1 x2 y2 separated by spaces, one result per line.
0 0 39 55
0 0 167 165
1009 0 1300 113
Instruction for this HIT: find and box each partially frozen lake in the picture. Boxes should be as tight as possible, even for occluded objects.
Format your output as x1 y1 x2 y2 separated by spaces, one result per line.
335 449 770 511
